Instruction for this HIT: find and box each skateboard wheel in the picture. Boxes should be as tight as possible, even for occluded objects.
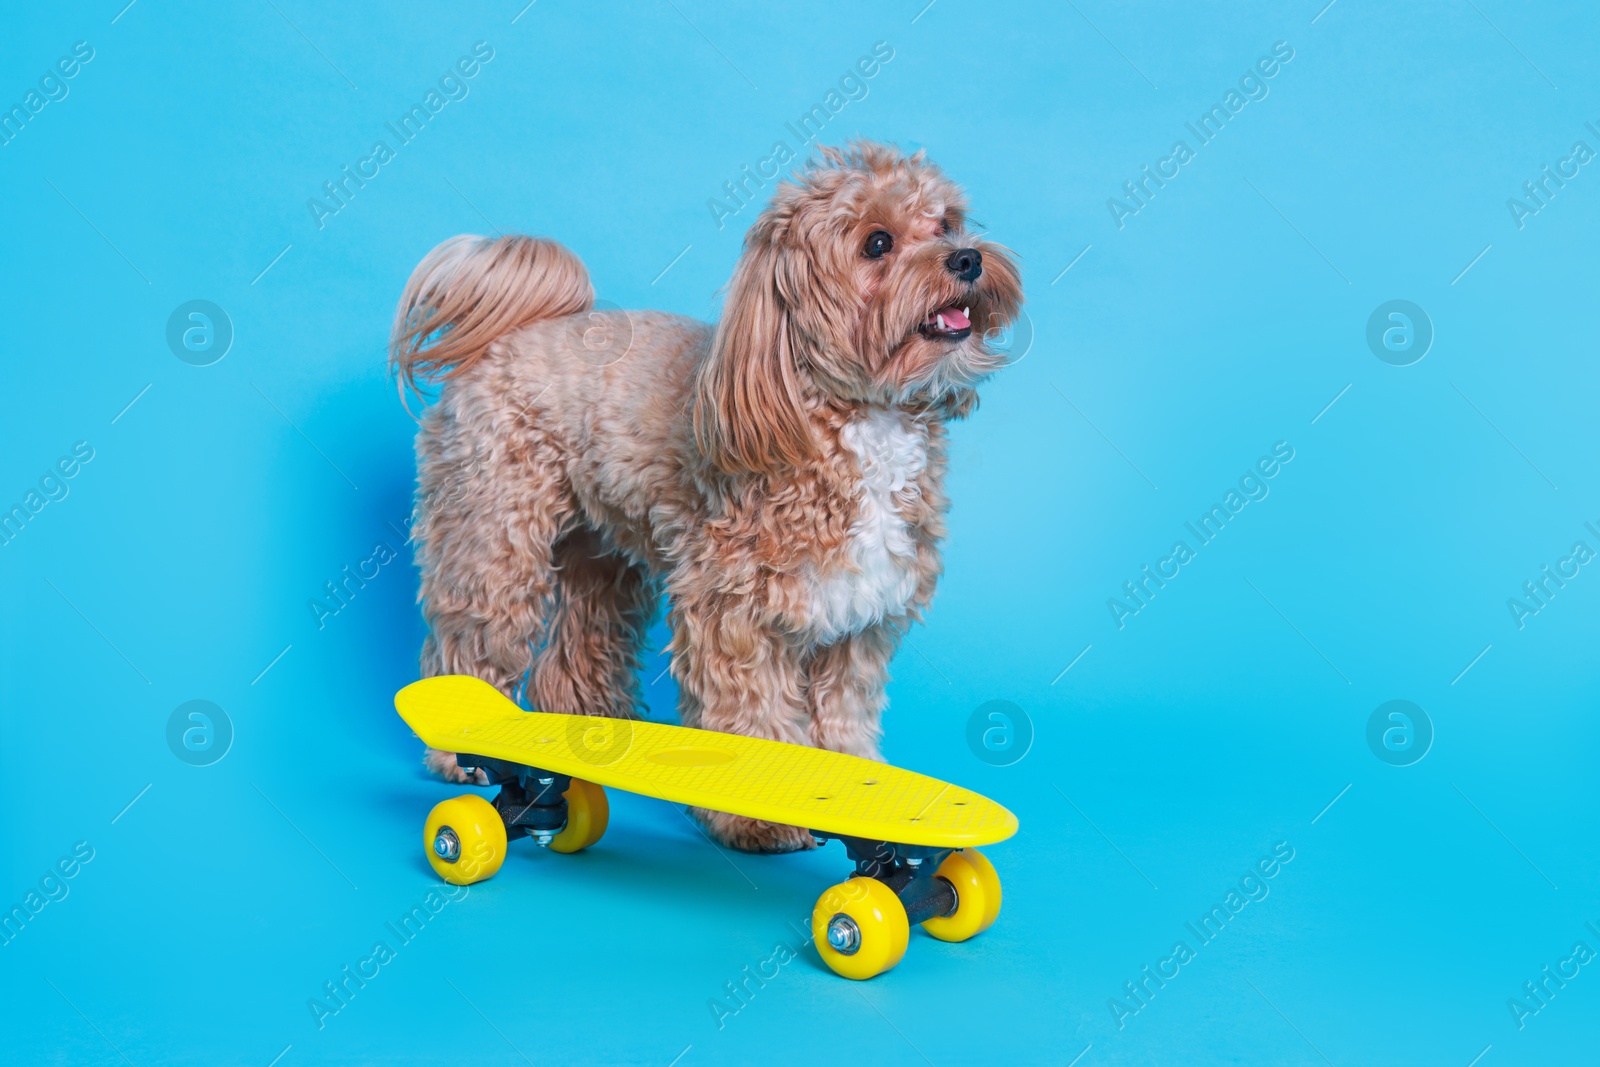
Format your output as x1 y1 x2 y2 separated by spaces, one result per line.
548 778 608 854
920 848 1002 943
811 877 909 980
424 794 506 885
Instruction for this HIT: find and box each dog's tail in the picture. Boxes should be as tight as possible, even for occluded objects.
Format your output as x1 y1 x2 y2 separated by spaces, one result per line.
389 234 593 397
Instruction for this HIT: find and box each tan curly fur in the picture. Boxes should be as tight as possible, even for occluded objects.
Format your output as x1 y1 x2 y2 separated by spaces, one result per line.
392 142 1023 851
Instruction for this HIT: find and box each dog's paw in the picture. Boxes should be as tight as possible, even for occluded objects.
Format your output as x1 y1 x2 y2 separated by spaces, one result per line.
423 746 488 786
692 807 816 854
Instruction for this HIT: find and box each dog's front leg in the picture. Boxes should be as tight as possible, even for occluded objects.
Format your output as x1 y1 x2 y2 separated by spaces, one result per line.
804 624 898 760
668 600 817 853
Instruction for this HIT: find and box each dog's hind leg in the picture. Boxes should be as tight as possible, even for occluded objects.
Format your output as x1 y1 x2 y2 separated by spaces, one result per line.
414 425 577 783
527 529 657 720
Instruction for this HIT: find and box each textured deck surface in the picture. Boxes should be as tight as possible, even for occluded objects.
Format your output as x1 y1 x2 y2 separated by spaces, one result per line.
396 676 1018 847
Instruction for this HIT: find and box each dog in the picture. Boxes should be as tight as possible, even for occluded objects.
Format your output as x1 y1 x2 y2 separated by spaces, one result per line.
390 141 1022 852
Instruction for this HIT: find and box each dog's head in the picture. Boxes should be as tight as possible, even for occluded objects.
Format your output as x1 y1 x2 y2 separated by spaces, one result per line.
694 141 1023 474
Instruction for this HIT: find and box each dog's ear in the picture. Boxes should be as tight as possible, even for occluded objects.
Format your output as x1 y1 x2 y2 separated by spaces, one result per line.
693 239 814 475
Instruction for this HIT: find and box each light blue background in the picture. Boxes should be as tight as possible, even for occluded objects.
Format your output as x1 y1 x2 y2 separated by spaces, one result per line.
2 1 1597 1064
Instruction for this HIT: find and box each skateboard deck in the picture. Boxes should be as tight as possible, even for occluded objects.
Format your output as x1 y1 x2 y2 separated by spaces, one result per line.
396 675 1017 848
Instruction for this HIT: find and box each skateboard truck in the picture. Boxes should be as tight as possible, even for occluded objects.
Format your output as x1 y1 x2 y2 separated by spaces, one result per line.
457 752 572 845
812 832 960 934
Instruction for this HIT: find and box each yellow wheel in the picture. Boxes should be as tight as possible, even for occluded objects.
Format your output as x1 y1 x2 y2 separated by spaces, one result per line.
424 794 506 885
548 778 608 854
920 848 1002 942
811 877 910 980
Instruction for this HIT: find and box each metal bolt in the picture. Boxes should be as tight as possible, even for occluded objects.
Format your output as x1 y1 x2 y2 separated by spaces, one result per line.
904 857 922 869
826 915 861 955
433 826 461 863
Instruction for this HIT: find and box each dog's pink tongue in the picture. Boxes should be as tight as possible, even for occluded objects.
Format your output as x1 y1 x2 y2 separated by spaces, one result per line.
928 305 970 330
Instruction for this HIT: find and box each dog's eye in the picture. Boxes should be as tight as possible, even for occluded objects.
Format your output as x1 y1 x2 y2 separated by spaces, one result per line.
940 217 953 235
863 230 894 258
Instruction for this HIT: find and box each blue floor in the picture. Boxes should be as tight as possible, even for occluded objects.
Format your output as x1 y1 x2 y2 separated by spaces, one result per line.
3 1 1598 1064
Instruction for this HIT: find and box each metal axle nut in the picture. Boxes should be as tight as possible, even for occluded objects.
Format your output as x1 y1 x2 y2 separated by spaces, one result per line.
825 915 861 955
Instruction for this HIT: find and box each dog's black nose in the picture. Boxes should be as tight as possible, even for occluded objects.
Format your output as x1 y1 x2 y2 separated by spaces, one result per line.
946 247 983 282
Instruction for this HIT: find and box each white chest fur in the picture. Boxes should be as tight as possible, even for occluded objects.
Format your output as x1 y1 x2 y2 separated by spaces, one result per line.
807 410 927 640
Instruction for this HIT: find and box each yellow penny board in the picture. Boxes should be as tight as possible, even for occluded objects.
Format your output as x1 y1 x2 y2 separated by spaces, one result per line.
396 675 1018 848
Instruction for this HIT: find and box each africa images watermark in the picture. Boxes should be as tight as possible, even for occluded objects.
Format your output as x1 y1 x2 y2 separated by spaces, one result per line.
308 539 401 630
1107 441 1296 629
307 882 472 1030
306 42 496 230
1108 841 1296 1030
1505 118 1600 230
1506 917 1600 1031
1 40 95 147
1505 520 1600 630
1 841 96 947
1 440 96 549
1107 41 1295 230
706 40 896 231
707 920 811 1031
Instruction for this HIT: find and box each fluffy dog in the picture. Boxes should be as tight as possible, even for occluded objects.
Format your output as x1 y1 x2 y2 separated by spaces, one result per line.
391 142 1022 852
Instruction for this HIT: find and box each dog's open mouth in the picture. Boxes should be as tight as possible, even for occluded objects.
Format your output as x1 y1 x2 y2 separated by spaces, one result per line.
918 304 971 341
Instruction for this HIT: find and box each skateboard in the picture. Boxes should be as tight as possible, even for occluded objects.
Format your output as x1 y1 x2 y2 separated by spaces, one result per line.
395 675 1019 979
